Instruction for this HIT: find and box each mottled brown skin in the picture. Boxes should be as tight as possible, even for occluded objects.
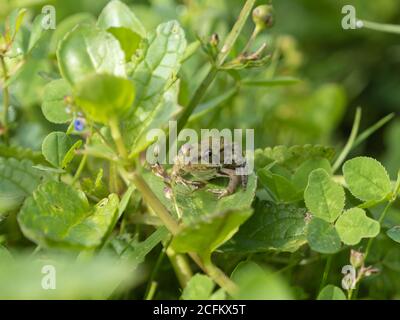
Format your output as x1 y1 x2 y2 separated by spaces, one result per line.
152 138 247 198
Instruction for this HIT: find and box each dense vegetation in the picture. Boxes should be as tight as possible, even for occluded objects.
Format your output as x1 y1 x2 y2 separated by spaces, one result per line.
0 0 400 300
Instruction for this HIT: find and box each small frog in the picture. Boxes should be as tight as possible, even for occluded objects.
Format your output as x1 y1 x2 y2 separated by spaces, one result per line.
152 138 248 198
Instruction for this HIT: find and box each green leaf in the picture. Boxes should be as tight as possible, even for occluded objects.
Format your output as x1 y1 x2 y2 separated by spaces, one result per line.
129 80 180 156
57 25 126 86
383 248 400 272
231 261 293 300
97 0 145 60
0 158 42 215
49 13 96 54
41 79 73 124
292 157 332 190
181 274 217 300
175 173 257 223
317 285 346 300
258 168 302 203
335 208 380 245
387 226 400 244
222 201 308 253
18 181 119 249
61 140 82 169
5 8 27 43
307 218 341 254
27 13 46 52
304 169 345 223
171 208 253 260
343 157 392 202
112 227 169 269
41 132 74 168
97 0 146 38
254 145 335 171
123 20 186 150
75 74 135 124
0 253 138 299
0 144 45 164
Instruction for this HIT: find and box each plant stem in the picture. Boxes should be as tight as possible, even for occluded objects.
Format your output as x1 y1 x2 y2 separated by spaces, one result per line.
117 167 238 295
109 117 128 159
204 260 238 295
176 0 256 134
360 20 400 35
144 281 158 300
144 244 168 299
0 55 10 144
352 201 393 300
332 108 361 173
120 168 180 235
166 246 193 288
319 255 333 293
364 201 392 261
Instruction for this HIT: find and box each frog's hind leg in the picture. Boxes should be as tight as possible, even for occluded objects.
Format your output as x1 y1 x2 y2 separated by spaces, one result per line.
208 168 241 199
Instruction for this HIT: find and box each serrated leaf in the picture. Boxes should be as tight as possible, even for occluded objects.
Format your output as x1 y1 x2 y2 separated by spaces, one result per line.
304 169 345 223
41 79 73 124
181 274 216 300
387 226 400 244
41 132 74 168
112 227 169 269
0 158 42 215
307 218 341 254
75 74 135 124
343 157 392 202
292 157 332 190
335 208 380 245
176 173 257 223
317 285 346 300
57 25 126 86
222 201 308 253
123 20 186 150
231 261 293 300
171 208 252 260
0 144 45 164
18 181 119 249
258 168 302 203
254 145 335 171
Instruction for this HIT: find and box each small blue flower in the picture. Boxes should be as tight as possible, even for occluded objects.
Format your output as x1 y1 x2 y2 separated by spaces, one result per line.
74 118 85 132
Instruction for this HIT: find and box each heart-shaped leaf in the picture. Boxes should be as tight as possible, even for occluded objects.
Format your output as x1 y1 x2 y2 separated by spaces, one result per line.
41 132 74 168
41 79 73 124
335 208 380 245
343 157 391 202
307 218 341 254
304 168 345 223
317 285 346 300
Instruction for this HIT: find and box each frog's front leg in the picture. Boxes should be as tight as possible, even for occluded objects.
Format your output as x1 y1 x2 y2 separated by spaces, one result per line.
208 168 241 199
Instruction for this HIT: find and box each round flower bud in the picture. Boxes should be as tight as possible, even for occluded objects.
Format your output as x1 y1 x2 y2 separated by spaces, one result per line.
252 4 274 31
